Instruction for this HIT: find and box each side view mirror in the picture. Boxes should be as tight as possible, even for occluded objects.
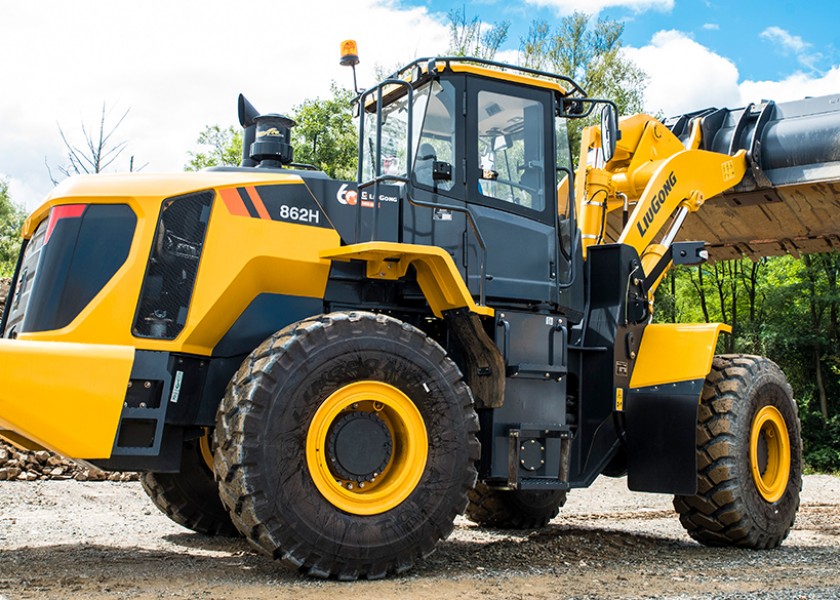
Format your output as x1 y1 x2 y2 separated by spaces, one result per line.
600 104 618 163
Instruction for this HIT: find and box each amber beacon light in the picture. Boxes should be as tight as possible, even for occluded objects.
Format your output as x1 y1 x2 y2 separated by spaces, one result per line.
340 40 359 66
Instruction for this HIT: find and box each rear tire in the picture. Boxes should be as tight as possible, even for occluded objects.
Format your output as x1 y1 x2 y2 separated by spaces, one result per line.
674 355 802 549
140 434 239 537
214 312 479 579
466 481 566 529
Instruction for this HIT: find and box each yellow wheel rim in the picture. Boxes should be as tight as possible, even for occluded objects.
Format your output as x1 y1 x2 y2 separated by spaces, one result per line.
749 405 791 503
306 381 428 515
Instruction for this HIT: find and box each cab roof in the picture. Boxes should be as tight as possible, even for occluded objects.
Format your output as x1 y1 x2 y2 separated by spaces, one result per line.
389 57 586 99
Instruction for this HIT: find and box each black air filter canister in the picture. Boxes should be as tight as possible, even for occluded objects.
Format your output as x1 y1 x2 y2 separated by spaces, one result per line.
250 114 296 167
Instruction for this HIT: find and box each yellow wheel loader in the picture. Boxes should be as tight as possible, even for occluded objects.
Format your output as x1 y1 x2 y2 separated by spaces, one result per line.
3 49 832 577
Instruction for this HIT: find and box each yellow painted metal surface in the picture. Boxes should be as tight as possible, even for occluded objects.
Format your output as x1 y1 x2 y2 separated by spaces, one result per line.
629 323 731 389
305 381 428 515
18 173 339 355
750 405 791 503
445 63 568 95
321 242 494 318
576 113 749 293
0 340 134 458
616 149 747 254
178 184 338 353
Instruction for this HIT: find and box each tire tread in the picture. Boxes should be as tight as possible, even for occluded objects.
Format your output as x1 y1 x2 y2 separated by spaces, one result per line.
674 354 802 549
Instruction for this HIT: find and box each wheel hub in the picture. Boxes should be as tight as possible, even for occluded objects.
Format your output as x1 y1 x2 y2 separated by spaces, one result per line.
305 380 429 515
327 411 393 482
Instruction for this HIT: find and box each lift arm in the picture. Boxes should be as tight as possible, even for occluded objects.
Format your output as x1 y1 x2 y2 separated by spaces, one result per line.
577 114 747 290
576 92 840 292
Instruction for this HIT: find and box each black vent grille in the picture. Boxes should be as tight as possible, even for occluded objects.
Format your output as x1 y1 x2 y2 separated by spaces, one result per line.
133 191 214 339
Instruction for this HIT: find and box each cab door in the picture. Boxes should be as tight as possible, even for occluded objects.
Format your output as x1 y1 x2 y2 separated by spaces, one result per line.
464 77 559 304
401 77 469 282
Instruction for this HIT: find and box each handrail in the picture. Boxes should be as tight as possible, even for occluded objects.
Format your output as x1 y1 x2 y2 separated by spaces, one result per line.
356 79 413 243
356 176 490 308
355 75 492 308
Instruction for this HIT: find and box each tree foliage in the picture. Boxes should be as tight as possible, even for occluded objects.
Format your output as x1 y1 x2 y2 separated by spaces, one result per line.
290 84 357 180
446 7 510 59
518 13 645 113
518 13 646 152
186 85 357 179
655 254 840 472
185 125 242 171
0 180 25 276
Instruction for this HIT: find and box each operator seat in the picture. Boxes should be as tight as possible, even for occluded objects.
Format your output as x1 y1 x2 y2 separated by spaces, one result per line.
519 164 544 207
414 142 436 187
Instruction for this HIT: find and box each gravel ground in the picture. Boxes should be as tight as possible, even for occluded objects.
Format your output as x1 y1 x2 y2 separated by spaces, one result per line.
0 474 838 599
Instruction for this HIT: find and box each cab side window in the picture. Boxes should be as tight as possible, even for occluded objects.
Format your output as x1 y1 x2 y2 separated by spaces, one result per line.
476 91 545 212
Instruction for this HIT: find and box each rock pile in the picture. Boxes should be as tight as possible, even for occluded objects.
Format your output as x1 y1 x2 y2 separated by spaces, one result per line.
0 443 138 481
0 277 139 482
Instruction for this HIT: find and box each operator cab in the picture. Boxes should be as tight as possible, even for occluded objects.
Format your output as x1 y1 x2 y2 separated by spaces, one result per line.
356 59 583 313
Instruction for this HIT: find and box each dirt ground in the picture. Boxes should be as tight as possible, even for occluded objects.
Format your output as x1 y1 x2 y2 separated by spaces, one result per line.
0 474 838 600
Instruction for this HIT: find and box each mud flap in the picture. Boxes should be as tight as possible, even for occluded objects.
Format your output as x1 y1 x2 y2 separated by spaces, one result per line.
623 379 703 495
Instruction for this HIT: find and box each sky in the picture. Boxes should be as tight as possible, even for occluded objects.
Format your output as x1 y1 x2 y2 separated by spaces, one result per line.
1 0 838 211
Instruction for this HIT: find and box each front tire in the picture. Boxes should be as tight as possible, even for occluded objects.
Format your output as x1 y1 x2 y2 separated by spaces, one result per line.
466 482 566 529
674 355 802 549
214 312 479 579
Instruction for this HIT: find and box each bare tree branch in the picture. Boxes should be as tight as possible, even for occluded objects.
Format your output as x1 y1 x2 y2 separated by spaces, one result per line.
48 102 136 183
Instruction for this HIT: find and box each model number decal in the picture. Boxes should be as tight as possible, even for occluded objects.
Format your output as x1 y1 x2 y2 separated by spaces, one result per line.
279 204 320 224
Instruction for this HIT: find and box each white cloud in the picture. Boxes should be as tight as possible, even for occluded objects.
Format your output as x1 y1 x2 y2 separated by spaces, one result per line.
759 26 822 71
0 0 450 210
740 67 840 105
524 0 673 15
623 30 741 116
625 29 840 118
702 23 720 30
761 26 809 54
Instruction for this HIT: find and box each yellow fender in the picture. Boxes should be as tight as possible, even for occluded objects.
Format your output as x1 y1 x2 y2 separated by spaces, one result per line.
629 323 731 389
321 242 494 318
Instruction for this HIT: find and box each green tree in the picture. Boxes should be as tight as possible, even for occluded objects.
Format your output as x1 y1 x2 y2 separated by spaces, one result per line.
446 7 510 59
185 125 242 171
654 253 840 472
186 85 357 179
0 180 25 276
290 84 357 180
519 13 647 151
